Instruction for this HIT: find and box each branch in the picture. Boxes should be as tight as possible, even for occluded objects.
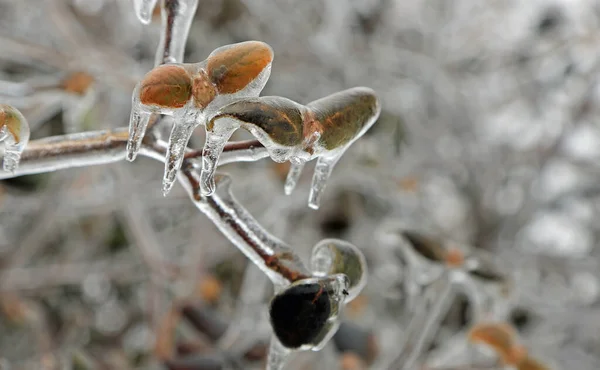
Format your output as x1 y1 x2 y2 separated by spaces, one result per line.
0 129 309 285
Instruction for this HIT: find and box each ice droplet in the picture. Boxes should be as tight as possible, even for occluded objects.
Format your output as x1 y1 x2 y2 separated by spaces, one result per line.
133 0 158 25
310 239 367 302
0 104 30 173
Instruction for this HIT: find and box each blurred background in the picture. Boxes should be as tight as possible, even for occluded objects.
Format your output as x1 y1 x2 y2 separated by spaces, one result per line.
1 0 600 369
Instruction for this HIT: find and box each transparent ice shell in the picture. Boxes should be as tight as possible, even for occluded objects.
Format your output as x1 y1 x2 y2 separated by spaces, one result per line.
0 104 30 173
268 274 349 351
310 239 367 302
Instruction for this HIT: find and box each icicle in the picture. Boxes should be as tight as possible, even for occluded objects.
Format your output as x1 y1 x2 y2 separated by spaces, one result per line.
155 0 199 66
126 106 152 161
163 119 198 195
132 0 158 25
307 151 344 210
284 159 305 195
200 119 240 195
0 104 30 173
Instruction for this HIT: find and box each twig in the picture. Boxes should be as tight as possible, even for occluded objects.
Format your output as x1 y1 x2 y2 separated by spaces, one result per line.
0 129 309 285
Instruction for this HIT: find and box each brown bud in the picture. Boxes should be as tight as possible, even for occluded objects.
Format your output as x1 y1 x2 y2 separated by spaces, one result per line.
62 71 95 96
307 87 379 150
196 275 222 305
139 65 192 108
208 97 304 147
207 41 273 94
468 322 517 362
401 231 447 263
192 70 217 109
0 104 25 143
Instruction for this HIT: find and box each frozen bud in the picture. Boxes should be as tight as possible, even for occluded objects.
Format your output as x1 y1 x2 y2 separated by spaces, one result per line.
208 97 304 147
269 274 349 350
139 64 193 109
207 41 274 95
311 239 367 302
0 104 30 172
306 87 380 150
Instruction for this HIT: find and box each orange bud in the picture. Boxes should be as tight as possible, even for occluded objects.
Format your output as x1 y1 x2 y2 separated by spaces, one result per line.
468 322 517 362
139 64 192 108
61 71 95 96
207 41 273 94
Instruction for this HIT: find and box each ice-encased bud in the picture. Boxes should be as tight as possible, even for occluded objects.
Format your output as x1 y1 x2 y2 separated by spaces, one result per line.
126 41 274 195
201 96 304 195
269 274 349 351
304 87 381 209
307 87 380 151
206 41 274 96
401 230 449 264
0 104 30 172
310 239 367 302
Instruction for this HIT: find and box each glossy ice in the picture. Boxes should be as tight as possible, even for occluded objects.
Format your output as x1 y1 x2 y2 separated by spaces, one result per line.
310 239 367 301
268 274 349 351
204 87 381 208
0 104 30 172
125 41 274 195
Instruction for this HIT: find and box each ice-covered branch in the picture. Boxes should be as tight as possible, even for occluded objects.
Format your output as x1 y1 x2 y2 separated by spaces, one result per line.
0 129 265 180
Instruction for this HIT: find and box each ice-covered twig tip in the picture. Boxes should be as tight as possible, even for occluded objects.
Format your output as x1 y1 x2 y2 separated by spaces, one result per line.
204 87 381 208
0 104 30 173
126 41 273 195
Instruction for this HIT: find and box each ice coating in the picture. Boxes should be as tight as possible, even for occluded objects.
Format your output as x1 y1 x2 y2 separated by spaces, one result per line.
133 0 158 25
194 173 311 287
126 41 274 194
310 239 367 301
268 274 349 351
0 104 30 172
155 0 199 65
203 87 381 207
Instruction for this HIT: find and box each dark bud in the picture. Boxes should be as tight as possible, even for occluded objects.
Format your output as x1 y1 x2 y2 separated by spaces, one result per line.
269 282 331 349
